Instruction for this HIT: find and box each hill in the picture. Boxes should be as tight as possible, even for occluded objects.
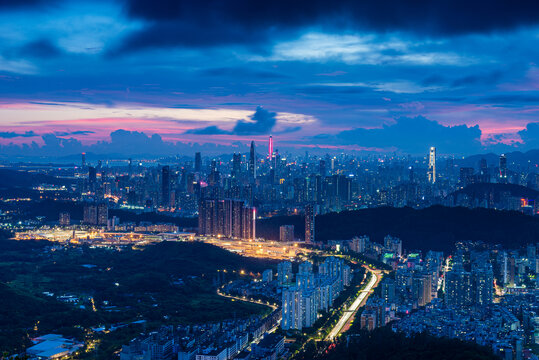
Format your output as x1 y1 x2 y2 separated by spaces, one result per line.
256 206 539 252
448 183 539 203
300 327 497 360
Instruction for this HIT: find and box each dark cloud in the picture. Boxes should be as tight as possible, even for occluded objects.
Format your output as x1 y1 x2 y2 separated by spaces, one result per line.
0 0 52 8
451 71 502 87
184 126 231 135
331 116 482 154
53 130 95 136
18 39 62 59
518 122 539 148
185 106 279 136
0 131 37 138
233 106 276 135
118 0 539 52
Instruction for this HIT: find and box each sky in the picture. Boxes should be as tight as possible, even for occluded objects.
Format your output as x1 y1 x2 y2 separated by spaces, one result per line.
2 0 539 157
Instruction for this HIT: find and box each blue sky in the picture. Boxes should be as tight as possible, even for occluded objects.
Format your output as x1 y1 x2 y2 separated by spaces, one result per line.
1 0 539 156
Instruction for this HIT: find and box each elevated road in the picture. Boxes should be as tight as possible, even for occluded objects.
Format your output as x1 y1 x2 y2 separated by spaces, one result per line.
326 266 381 340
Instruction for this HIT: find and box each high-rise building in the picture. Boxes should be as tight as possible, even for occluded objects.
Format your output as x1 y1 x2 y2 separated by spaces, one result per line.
161 165 170 207
81 152 86 167
281 287 302 330
249 141 256 180
304 204 316 244
499 153 507 183
279 225 294 242
445 265 472 307
59 212 70 226
232 153 241 178
83 204 98 225
195 152 202 173
268 135 273 161
428 146 436 183
277 261 293 285
472 264 494 305
97 203 108 226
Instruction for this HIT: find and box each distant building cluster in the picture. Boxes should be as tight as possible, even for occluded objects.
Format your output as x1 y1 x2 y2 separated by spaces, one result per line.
280 257 351 330
120 312 283 360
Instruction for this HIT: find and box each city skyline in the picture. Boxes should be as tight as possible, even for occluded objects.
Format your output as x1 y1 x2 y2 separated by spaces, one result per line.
2 1 539 156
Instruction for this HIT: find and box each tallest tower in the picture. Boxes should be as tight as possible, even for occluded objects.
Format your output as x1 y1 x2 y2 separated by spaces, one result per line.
268 135 273 160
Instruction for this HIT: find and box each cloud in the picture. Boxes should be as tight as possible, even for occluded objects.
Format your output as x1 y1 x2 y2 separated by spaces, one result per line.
329 116 482 154
0 131 37 138
184 126 231 135
233 106 277 135
53 130 95 136
186 106 279 136
518 122 539 148
118 0 539 52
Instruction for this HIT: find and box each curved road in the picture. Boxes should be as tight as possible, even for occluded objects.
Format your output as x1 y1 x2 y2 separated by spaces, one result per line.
326 266 380 340
217 287 279 311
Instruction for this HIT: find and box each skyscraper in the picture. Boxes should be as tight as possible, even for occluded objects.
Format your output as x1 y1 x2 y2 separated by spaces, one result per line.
428 146 436 183
232 153 241 178
499 153 507 183
81 152 86 167
249 141 256 180
195 152 202 173
305 204 315 244
161 165 170 207
268 135 273 161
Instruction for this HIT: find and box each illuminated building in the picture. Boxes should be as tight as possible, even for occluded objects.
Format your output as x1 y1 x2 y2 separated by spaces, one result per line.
305 204 315 244
249 141 256 180
499 153 507 183
268 135 273 161
428 146 436 183
161 165 170 207
198 199 255 239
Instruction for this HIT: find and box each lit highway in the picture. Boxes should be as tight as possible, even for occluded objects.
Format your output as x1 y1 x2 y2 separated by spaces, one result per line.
326 267 380 340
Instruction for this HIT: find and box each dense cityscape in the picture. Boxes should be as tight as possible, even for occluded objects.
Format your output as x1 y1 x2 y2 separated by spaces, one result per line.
3 1 539 360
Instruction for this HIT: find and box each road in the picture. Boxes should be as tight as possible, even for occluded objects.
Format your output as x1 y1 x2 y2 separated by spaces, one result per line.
326 266 380 340
216 287 279 311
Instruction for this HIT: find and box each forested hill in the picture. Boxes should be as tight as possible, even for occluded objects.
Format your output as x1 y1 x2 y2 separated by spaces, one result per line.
256 206 539 252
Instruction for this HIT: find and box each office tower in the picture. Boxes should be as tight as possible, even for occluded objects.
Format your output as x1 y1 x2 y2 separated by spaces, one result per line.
499 153 507 183
59 212 70 226
97 203 108 226
161 166 170 207
277 261 293 285
195 152 202 173
428 146 436 183
88 166 97 186
232 153 241 178
249 141 256 180
305 204 315 244
268 135 273 161
472 264 494 305
281 287 302 330
319 160 326 177
279 225 294 242
81 152 86 167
